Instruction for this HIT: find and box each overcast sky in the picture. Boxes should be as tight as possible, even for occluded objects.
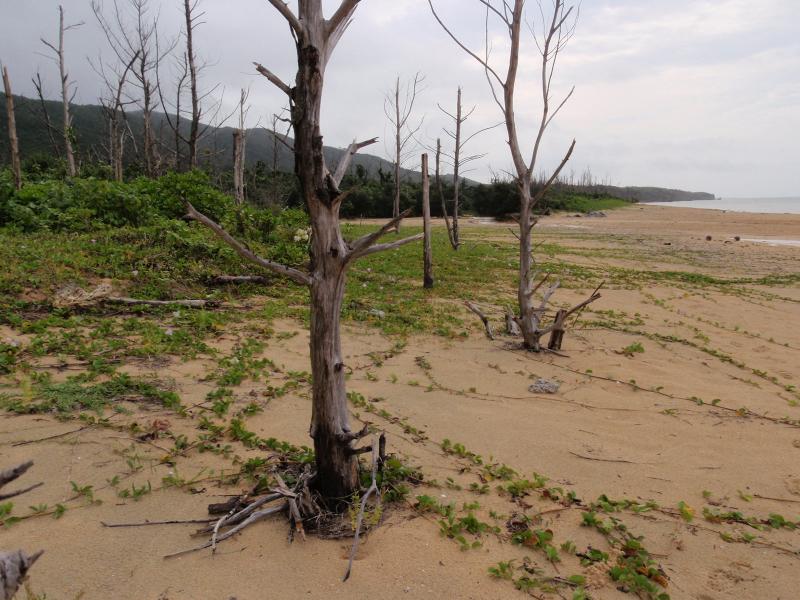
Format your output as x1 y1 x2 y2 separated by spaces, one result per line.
1 0 798 197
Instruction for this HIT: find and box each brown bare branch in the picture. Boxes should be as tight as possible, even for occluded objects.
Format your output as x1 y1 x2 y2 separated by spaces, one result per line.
184 203 312 286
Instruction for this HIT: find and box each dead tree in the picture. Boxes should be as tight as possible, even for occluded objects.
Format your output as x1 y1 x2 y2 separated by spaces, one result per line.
384 73 424 222
2 66 21 190
92 0 173 177
421 153 433 288
91 50 141 181
188 0 422 508
430 0 599 351
31 72 61 158
436 87 497 249
41 5 83 177
232 88 249 207
0 461 43 600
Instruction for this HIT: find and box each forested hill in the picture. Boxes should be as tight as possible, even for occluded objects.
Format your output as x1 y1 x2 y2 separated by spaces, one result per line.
596 185 715 203
0 93 426 181
1 93 715 202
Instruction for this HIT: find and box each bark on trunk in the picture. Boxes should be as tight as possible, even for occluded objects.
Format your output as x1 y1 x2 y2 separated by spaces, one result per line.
292 8 359 506
2 67 21 190
393 78 401 223
56 7 77 177
422 153 433 288
451 87 462 249
517 185 541 350
183 0 199 170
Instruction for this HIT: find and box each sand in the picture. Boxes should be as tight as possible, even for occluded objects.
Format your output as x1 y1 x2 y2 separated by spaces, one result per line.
2 205 799 600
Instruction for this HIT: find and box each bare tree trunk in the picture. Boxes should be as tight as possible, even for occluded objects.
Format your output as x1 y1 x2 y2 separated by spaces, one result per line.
393 78 401 222
435 138 456 247
451 87 462 248
183 0 200 170
190 1 422 508
2 67 21 190
43 6 80 177
233 89 247 208
430 0 580 350
422 153 433 288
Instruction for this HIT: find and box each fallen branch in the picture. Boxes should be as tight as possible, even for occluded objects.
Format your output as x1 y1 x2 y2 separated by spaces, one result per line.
344 436 380 582
0 550 44 600
103 297 216 309
101 518 217 528
0 463 43 600
465 301 494 340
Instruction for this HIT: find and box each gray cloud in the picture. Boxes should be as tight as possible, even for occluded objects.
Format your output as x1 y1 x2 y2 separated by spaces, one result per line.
0 0 797 196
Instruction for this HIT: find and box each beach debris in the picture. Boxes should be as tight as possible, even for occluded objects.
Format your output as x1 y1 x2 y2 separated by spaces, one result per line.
465 301 495 340
529 378 560 394
0 461 43 600
0 550 44 600
585 211 607 218
734 236 741 241
368 309 386 319
705 235 712 241
53 284 215 309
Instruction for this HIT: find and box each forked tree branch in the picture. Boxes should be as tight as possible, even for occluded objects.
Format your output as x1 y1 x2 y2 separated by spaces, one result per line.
327 0 362 40
185 203 312 286
348 207 414 259
355 233 424 259
332 137 378 186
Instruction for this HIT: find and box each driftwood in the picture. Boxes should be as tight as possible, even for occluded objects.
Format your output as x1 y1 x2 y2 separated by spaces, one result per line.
53 284 216 309
0 462 42 500
1 463 43 600
465 302 494 340
0 551 43 600
165 470 318 559
103 297 214 309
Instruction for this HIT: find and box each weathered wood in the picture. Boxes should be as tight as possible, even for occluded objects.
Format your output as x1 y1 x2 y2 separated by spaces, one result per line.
41 6 82 177
505 306 521 336
547 309 567 350
2 67 21 190
0 550 43 600
465 301 494 340
430 0 578 350
421 153 434 288
182 0 200 169
102 296 214 309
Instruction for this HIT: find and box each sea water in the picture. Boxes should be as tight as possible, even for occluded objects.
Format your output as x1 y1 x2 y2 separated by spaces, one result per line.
649 197 800 214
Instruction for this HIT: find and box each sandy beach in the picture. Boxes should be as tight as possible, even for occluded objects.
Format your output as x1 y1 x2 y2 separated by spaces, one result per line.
3 204 799 600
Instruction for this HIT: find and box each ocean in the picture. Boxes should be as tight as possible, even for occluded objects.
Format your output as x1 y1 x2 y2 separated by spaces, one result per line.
649 197 800 214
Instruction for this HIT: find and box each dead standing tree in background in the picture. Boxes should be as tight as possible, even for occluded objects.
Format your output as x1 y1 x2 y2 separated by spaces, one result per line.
187 0 422 511
96 52 140 181
2 66 22 190
92 0 173 177
231 88 250 234
384 73 424 224
430 0 600 351
421 153 434 288
435 87 497 249
41 5 83 177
